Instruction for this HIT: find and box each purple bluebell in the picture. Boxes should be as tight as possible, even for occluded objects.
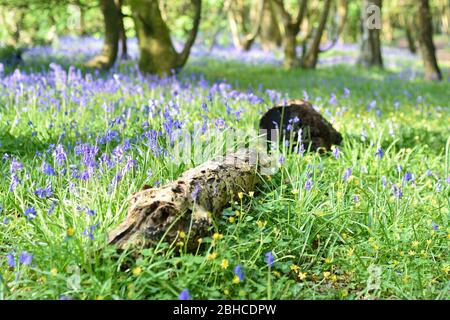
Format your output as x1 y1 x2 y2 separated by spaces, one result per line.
332 147 340 159
375 148 383 159
178 289 192 300
304 179 312 191
265 251 274 267
192 184 201 201
343 168 352 182
233 264 244 281
24 207 37 220
19 251 33 265
7 253 15 268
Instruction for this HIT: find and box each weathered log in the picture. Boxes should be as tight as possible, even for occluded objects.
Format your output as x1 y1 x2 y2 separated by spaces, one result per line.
259 99 342 152
109 148 271 250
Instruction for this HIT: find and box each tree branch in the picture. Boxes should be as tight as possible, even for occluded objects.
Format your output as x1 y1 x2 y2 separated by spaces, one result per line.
177 0 202 68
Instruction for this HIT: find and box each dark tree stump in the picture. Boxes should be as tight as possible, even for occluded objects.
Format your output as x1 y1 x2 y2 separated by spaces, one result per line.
259 99 342 152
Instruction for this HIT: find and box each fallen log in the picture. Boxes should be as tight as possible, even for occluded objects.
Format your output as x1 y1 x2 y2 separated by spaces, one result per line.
108 99 342 250
109 148 272 250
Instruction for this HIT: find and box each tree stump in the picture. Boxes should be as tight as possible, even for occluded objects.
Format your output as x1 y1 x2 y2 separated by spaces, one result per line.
259 99 342 152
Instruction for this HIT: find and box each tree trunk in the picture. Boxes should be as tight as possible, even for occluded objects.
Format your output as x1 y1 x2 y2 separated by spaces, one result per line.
108 148 271 250
416 0 442 81
259 0 282 50
79 5 88 35
405 20 416 54
86 0 120 69
130 0 201 75
301 0 332 69
283 25 299 68
272 0 307 69
357 0 383 68
228 0 264 51
116 0 128 60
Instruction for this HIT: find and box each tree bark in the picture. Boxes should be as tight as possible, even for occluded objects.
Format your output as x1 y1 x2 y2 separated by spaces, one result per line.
416 0 442 81
116 0 128 60
259 0 282 50
228 0 265 51
130 0 201 75
108 148 271 250
272 0 308 69
301 0 332 69
283 24 299 68
357 0 383 68
86 0 120 69
405 20 416 54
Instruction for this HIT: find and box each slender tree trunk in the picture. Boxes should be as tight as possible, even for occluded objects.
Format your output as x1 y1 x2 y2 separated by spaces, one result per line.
301 0 332 69
116 0 128 60
130 0 201 75
405 21 416 54
79 5 87 35
357 0 383 68
86 0 120 69
416 0 442 81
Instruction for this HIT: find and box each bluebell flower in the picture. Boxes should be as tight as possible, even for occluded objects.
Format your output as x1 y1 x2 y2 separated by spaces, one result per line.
41 161 56 176
332 147 340 159
7 253 15 268
392 185 403 199
375 148 383 159
343 168 352 182
192 184 201 201
304 179 312 191
19 251 33 265
178 289 192 300
24 207 37 220
54 144 67 166
233 264 244 281
265 251 274 267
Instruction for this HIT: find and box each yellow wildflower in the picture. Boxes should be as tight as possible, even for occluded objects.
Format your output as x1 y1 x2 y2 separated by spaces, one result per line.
213 232 223 241
207 252 217 260
66 227 74 237
347 248 354 257
256 220 267 228
298 272 307 280
290 264 300 273
221 259 229 269
132 267 142 276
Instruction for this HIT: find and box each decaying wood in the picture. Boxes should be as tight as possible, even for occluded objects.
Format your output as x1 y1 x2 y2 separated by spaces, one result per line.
259 99 342 152
109 148 271 250
109 99 342 251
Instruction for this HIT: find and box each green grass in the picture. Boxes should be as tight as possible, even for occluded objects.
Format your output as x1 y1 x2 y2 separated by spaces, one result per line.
0 56 449 300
